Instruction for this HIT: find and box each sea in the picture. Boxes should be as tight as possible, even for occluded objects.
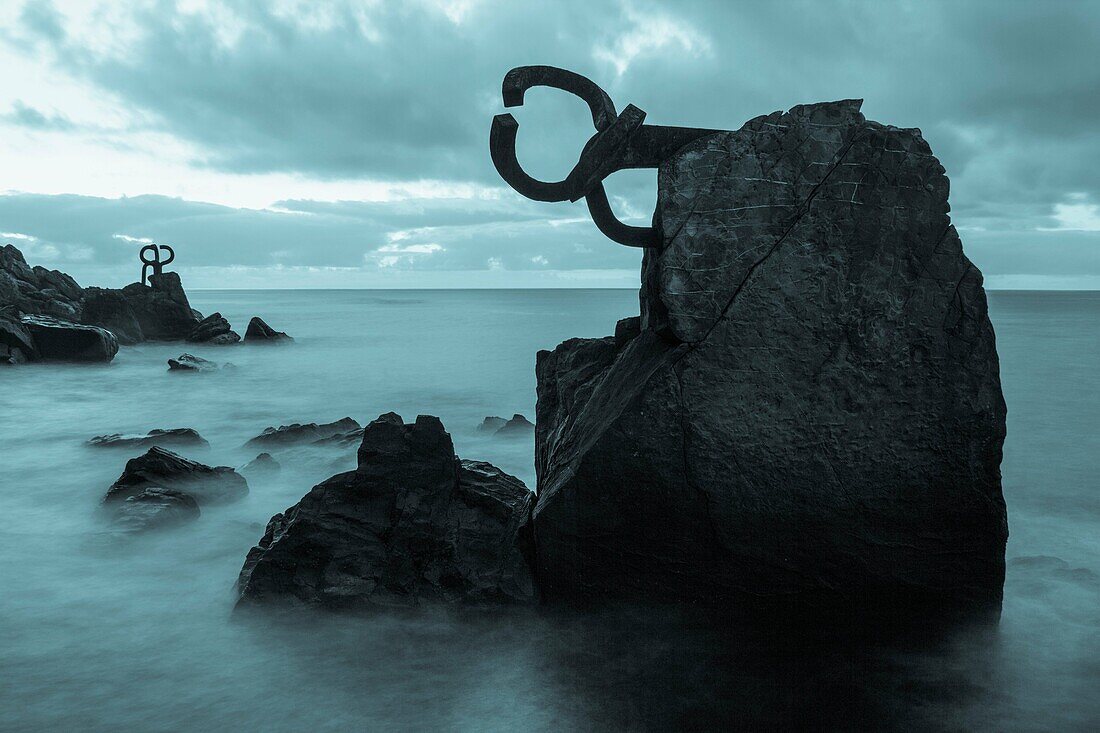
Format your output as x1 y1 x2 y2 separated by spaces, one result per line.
1 289 1098 731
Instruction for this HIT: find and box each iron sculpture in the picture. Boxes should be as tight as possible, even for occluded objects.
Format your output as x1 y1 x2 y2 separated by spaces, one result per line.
139 243 175 285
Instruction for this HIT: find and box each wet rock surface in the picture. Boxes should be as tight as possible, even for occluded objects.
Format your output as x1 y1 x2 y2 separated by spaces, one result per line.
237 412 536 609
109 488 200 533
88 428 209 449
244 316 292 342
245 417 360 448
104 446 248 505
20 315 119 362
167 353 219 372
187 312 240 345
534 100 1008 615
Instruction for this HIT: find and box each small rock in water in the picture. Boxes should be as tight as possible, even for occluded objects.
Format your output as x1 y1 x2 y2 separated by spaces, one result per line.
236 412 536 610
495 414 534 437
104 446 249 505
187 312 241 345
167 353 218 372
477 416 507 433
241 452 281 478
109 488 200 533
245 417 360 448
244 316 292 342
20 315 118 362
88 428 209 449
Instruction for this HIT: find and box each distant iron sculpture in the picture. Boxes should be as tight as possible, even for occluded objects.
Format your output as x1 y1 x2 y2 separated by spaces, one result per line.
489 65 720 247
139 243 175 285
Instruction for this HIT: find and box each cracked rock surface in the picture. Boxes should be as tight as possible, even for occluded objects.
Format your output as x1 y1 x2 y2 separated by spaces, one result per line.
535 100 1008 614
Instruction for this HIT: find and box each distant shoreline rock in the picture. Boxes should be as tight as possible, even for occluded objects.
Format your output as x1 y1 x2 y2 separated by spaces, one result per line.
88 428 209 449
245 417 360 448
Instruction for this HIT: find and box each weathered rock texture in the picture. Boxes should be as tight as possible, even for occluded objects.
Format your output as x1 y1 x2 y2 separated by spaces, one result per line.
20 315 119 362
534 100 1008 614
104 446 248 505
245 417 360 448
187 312 240 345
237 413 536 609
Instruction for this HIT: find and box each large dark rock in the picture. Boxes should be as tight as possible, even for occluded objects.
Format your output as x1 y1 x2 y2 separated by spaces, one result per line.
82 272 200 344
109 488 200 533
1 309 37 363
245 417 360 448
236 412 536 609
88 428 208 449
104 446 248 505
534 100 1008 615
187 312 240 345
244 316 291 342
20 315 119 362
0 244 83 320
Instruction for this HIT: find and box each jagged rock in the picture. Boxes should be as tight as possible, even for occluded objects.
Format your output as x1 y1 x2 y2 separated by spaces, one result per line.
88 428 208 449
187 312 240 345
236 412 536 609
104 446 248 505
244 316 292 342
311 427 365 447
495 414 534 437
0 245 83 320
167 353 218 372
20 315 119 362
241 452 281 478
109 488 200 533
82 272 200 344
477 416 507 433
245 417 360 448
534 100 1008 615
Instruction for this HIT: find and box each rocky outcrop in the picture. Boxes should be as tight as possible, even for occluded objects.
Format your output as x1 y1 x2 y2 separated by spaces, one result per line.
245 417 360 448
88 428 208 449
244 316 291 342
1 309 37 364
533 100 1008 615
495 414 534 437
477 416 508 433
20 315 119 362
187 312 240 345
81 273 200 344
0 244 83 320
236 413 536 609
241 453 281 479
104 446 248 505
109 488 200 533
167 353 219 372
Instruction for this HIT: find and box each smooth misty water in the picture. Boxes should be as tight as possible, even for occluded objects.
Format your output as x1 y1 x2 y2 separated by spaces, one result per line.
1 289 1098 731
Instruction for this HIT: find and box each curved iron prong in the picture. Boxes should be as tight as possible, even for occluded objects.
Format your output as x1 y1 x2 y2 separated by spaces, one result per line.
584 183 658 248
158 244 175 267
501 65 616 131
490 113 578 203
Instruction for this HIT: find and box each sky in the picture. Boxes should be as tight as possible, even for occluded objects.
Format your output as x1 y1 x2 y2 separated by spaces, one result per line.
0 0 1098 289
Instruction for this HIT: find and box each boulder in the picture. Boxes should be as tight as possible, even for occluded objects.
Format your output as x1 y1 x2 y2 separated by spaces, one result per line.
187 312 240 345
104 446 248 505
88 428 208 449
0 244 83 320
495 414 534 437
236 412 536 609
244 316 292 342
245 417 360 448
241 452 281 479
167 353 218 372
109 488 200 533
82 272 200 344
20 315 118 362
533 100 1008 615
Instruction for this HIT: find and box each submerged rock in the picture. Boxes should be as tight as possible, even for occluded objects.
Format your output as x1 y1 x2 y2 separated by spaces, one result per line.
241 452 281 478
167 353 218 372
187 312 240 345
245 417 360 448
20 315 119 362
104 446 248 505
236 412 536 609
495 414 534 437
244 316 292 342
88 428 208 449
109 488 200 533
533 100 1008 615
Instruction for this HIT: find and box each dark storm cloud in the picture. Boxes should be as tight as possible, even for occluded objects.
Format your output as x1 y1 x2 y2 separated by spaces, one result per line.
3 0 1099 282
